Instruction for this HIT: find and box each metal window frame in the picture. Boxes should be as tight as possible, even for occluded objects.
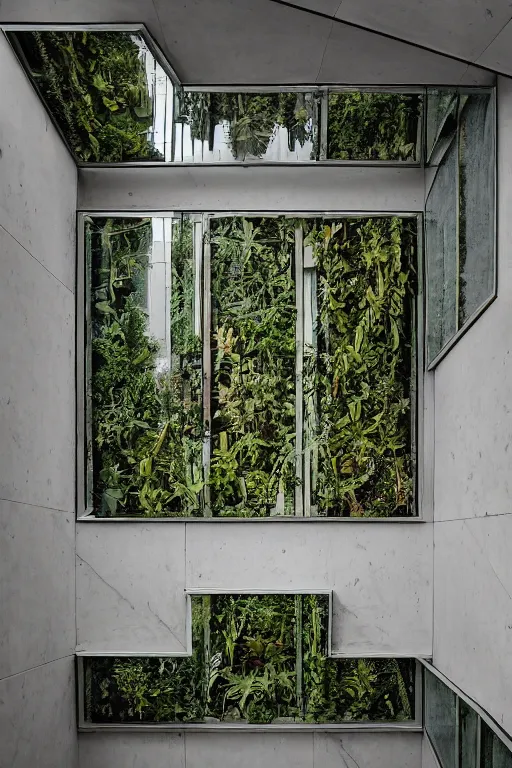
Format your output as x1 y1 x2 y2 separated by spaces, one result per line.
425 87 497 370
420 659 512 767
78 210 424 522
1 24 180 165
76 589 423 732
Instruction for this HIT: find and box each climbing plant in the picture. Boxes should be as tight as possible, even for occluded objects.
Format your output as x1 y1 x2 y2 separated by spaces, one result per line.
85 594 415 724
89 216 203 517
13 30 161 161
208 217 297 517
303 217 416 517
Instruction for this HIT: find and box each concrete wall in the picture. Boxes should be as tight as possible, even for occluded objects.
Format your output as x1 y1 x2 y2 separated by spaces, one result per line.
0 32 78 768
421 735 441 768
78 730 422 768
431 75 512 735
76 521 432 656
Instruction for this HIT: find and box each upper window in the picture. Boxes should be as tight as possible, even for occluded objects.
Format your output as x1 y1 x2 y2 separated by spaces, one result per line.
425 89 496 367
83 214 418 519
7 29 422 165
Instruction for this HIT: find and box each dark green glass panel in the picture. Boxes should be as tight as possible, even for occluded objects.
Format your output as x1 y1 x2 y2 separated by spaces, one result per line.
426 89 458 160
174 91 318 161
327 92 421 161
425 669 457 768
84 593 415 724
88 216 203 517
481 721 512 768
426 137 458 363
460 699 479 768
209 217 297 517
458 93 495 326
11 30 171 162
303 217 416 517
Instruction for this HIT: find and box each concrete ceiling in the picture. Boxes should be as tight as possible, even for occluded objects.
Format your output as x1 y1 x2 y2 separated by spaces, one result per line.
0 0 499 83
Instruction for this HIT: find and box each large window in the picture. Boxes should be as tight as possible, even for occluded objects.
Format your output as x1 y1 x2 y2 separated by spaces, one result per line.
79 592 416 726
424 667 512 768
7 29 423 165
83 214 418 518
425 89 496 366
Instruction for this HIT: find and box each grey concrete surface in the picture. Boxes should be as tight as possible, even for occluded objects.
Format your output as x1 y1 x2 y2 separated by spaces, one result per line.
0 31 77 768
421 734 441 768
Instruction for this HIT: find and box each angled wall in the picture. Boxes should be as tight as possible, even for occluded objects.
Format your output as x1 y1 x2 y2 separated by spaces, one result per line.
0 32 78 768
431 75 512 735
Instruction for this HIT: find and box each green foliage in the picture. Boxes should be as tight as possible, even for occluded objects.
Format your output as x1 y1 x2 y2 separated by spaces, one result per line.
15 30 161 161
90 217 203 517
209 218 297 517
328 93 420 161
85 594 415 724
304 217 415 517
177 91 315 159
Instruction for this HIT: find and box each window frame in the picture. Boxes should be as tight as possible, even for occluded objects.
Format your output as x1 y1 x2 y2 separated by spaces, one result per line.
77 210 425 522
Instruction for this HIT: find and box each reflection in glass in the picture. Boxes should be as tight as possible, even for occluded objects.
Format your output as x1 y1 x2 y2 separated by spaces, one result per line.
481 722 512 768
83 593 415 724
302 217 416 517
208 218 296 517
11 31 173 162
460 699 478 768
426 138 458 363
174 91 317 161
425 669 457 768
426 89 458 160
88 216 203 517
327 92 421 161
459 93 495 326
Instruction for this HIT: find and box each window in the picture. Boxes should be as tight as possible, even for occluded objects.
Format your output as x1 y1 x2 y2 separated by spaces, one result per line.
425 89 496 367
83 214 418 518
80 592 416 725
424 667 512 768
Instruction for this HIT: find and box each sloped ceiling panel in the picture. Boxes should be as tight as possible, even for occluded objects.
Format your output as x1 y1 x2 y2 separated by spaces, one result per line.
276 0 512 64
0 0 496 84
476 18 512 74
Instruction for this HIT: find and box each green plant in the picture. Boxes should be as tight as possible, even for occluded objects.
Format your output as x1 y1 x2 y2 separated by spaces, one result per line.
15 30 161 161
328 93 420 161
209 218 297 517
304 217 415 517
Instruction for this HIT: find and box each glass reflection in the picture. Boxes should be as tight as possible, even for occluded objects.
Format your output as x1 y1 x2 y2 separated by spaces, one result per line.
425 669 457 768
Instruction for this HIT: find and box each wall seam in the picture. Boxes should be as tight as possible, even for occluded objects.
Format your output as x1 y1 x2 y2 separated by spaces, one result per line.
0 653 74 684
0 221 74 294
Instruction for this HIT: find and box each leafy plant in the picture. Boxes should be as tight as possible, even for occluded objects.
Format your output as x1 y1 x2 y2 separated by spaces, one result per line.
85 594 415 724
303 217 416 517
14 30 161 161
328 93 420 161
209 218 297 517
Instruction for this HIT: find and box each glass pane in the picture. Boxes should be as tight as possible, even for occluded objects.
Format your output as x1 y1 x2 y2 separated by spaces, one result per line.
459 93 495 325
174 91 318 161
303 217 416 517
11 31 173 162
88 216 203 517
460 699 479 768
208 217 296 517
481 722 512 768
327 92 421 161
426 89 458 160
424 669 457 768
426 137 458 363
83 593 414 724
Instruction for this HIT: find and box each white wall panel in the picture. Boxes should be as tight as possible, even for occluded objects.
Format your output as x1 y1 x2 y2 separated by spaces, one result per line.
0 657 77 768
78 166 425 214
433 517 512 735
76 524 187 653
422 734 441 768
78 730 422 768
0 502 75 679
0 227 75 512
0 34 76 290
186 521 432 656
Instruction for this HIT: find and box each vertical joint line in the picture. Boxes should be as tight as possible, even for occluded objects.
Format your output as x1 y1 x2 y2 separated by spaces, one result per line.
295 225 305 517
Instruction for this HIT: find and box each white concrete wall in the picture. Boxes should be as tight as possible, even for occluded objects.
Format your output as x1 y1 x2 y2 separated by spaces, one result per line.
77 521 432 656
421 734 441 768
78 730 422 768
0 33 78 768
431 75 512 735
